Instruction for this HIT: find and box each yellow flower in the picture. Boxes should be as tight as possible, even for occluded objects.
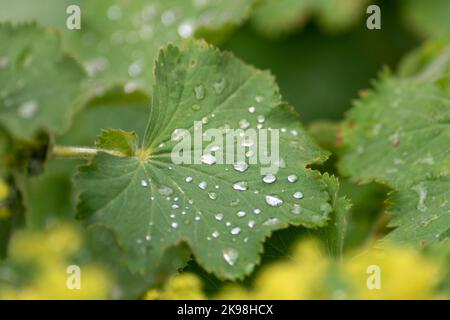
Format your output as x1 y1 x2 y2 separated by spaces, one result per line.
0 178 9 201
145 273 206 300
343 246 443 299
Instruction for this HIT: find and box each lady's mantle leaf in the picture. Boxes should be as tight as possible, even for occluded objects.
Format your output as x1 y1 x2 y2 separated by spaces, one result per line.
0 23 86 140
339 47 450 247
75 41 333 279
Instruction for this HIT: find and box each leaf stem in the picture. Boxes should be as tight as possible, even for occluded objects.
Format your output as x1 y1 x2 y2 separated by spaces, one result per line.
51 145 127 159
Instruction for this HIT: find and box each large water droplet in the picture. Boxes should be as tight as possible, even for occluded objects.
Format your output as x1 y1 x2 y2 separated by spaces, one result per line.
201 153 216 165
262 174 276 184
265 195 283 207
141 179 149 187
223 248 239 266
198 181 207 190
230 227 241 235
293 191 304 199
185 176 193 183
233 181 248 191
237 210 246 218
287 174 298 183
215 213 224 221
233 161 248 173
194 84 205 100
172 128 189 141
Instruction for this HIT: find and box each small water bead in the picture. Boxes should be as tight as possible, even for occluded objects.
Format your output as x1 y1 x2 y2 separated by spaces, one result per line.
257 115 265 123
215 213 224 221
124 81 139 93
248 106 256 113
213 78 226 94
141 179 149 187
245 150 254 158
237 210 246 218
212 231 220 238
291 204 302 215
194 85 205 100
18 100 39 119
177 22 194 38
253 208 261 215
263 217 279 226
262 174 276 184
145 235 152 241
239 119 250 129
287 174 298 183
171 204 179 209
191 104 201 111
158 185 173 196
255 96 264 103
185 176 193 183
265 195 283 207
225 221 231 227
223 248 239 266
107 5 122 20
201 153 216 165
198 181 207 190
208 192 217 200
290 129 298 136
248 220 256 228
230 227 241 235
161 10 175 26
170 214 176 218
171 222 179 229
233 181 248 191
233 161 248 173
293 191 304 199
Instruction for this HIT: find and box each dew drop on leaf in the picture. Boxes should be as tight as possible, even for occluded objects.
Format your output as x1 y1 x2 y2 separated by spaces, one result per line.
230 227 241 235
18 100 39 119
213 78 226 94
177 22 194 38
265 194 283 207
293 191 304 199
253 208 261 214
158 185 173 196
248 220 256 228
185 176 193 183
201 153 216 165
291 204 302 215
198 181 207 190
194 84 205 100
208 192 217 200
233 181 248 191
287 174 298 183
215 213 224 221
141 179 149 187
212 231 220 238
236 210 246 218
222 248 239 266
263 217 279 226
233 161 248 173
262 174 276 184
171 222 179 229
248 106 256 113
191 104 201 111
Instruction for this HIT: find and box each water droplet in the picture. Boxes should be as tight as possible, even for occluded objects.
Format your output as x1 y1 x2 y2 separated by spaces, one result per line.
172 128 189 141
198 181 207 190
208 192 217 200
263 217 279 226
413 182 428 212
262 174 276 184
177 22 194 38
287 174 298 183
230 227 241 235
237 210 246 218
18 100 39 119
161 10 175 26
233 181 248 191
145 235 151 241
290 129 298 136
248 106 256 113
233 161 248 173
213 78 226 94
223 248 239 266
248 220 256 228
185 176 193 183
201 153 216 165
255 96 264 103
0 56 10 69
194 85 205 100
124 81 139 93
257 115 265 123
253 208 261 215
141 179 149 187
171 222 179 229
191 104 201 111
265 195 283 207
212 231 220 238
293 191 304 199
107 5 122 20
158 185 173 196
239 119 250 129
291 204 302 215
215 213 224 221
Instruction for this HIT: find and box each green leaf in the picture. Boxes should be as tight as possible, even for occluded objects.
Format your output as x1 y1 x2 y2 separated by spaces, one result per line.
96 129 137 157
0 23 86 140
339 49 450 246
75 41 333 279
251 0 367 37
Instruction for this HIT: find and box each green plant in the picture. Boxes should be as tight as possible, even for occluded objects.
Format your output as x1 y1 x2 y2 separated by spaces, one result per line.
0 0 448 299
